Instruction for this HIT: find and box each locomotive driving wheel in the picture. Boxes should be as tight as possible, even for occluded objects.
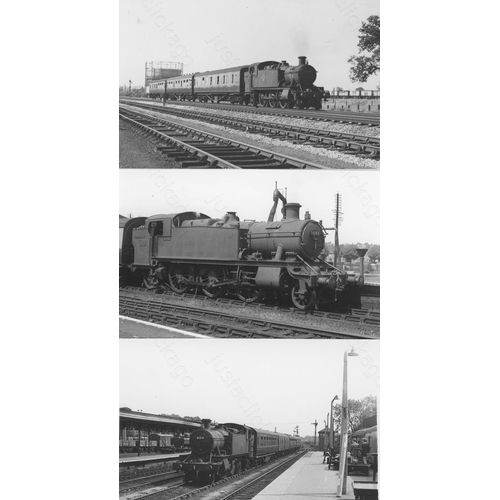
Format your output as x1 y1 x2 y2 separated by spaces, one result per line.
291 281 317 310
259 93 268 107
236 269 262 303
277 90 288 108
236 287 263 303
200 266 227 298
168 265 191 293
268 91 278 108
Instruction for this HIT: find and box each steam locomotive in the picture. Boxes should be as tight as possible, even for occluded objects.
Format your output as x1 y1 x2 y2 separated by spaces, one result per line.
147 56 325 110
120 189 363 310
173 419 301 484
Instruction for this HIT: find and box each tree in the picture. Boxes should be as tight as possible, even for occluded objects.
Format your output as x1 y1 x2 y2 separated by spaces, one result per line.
332 396 377 434
340 243 359 263
324 241 335 255
348 15 380 83
367 245 380 262
183 416 202 422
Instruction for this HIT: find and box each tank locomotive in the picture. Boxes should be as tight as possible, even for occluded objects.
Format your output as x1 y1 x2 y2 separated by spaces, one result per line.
120 189 363 310
173 419 301 484
147 56 324 110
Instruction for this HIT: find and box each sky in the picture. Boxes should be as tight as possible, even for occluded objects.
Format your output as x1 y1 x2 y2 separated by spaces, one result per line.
119 0 380 91
120 339 379 436
119 169 380 245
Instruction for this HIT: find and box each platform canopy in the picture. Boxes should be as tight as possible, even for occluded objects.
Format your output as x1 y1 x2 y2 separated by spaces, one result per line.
119 408 202 431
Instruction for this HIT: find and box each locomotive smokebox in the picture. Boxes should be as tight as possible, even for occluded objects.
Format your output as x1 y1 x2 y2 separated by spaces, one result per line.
202 418 212 429
284 203 301 220
298 56 307 65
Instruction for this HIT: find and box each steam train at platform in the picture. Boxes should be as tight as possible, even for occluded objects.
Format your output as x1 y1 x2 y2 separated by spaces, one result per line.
147 56 326 110
120 188 364 311
173 419 301 484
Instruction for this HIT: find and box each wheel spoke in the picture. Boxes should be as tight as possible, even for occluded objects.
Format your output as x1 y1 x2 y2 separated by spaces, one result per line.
168 265 190 293
291 283 317 310
201 267 227 298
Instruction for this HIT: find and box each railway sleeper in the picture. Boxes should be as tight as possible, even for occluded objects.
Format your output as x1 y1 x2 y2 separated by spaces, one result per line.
232 159 277 166
181 161 211 168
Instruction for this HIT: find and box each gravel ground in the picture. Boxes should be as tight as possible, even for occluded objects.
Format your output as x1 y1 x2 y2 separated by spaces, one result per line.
121 290 380 338
119 118 181 169
125 98 380 137
120 103 378 169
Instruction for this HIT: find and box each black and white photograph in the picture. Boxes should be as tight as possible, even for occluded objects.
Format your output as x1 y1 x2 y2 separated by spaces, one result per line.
119 1 380 499
119 0 380 170
119 169 380 340
8 2 496 500
119 339 379 499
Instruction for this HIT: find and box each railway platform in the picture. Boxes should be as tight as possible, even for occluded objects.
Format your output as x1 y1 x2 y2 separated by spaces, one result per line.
253 451 377 500
119 316 209 338
119 452 188 468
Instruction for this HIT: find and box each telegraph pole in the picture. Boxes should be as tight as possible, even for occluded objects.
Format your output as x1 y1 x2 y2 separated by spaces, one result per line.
294 426 299 437
333 193 343 267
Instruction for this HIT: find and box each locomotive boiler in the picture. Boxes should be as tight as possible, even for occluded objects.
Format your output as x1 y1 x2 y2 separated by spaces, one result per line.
119 189 363 310
173 419 301 484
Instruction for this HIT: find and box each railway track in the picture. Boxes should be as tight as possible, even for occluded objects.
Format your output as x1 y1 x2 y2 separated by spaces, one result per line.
121 97 380 126
120 100 379 159
120 286 380 326
119 289 378 339
120 481 190 500
120 106 338 169
120 451 307 500
120 470 181 493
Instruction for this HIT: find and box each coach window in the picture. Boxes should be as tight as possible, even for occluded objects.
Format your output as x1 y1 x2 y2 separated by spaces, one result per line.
217 76 219 84
210 77 212 85
231 74 234 83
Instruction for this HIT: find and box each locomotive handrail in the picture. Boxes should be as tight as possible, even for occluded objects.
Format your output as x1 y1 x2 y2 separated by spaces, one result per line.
295 255 319 275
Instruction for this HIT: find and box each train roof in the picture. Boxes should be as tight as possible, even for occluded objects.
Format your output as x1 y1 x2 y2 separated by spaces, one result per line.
146 212 212 221
148 60 281 81
248 425 300 438
250 60 280 69
193 65 249 76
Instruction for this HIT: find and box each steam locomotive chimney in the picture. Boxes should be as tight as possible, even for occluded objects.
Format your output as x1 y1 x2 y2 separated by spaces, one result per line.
225 211 240 224
202 418 212 429
298 56 306 65
284 203 301 220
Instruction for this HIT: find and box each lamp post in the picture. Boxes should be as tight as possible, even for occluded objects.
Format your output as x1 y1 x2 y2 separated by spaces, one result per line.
330 395 339 451
336 348 358 497
324 419 327 449
326 412 329 448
